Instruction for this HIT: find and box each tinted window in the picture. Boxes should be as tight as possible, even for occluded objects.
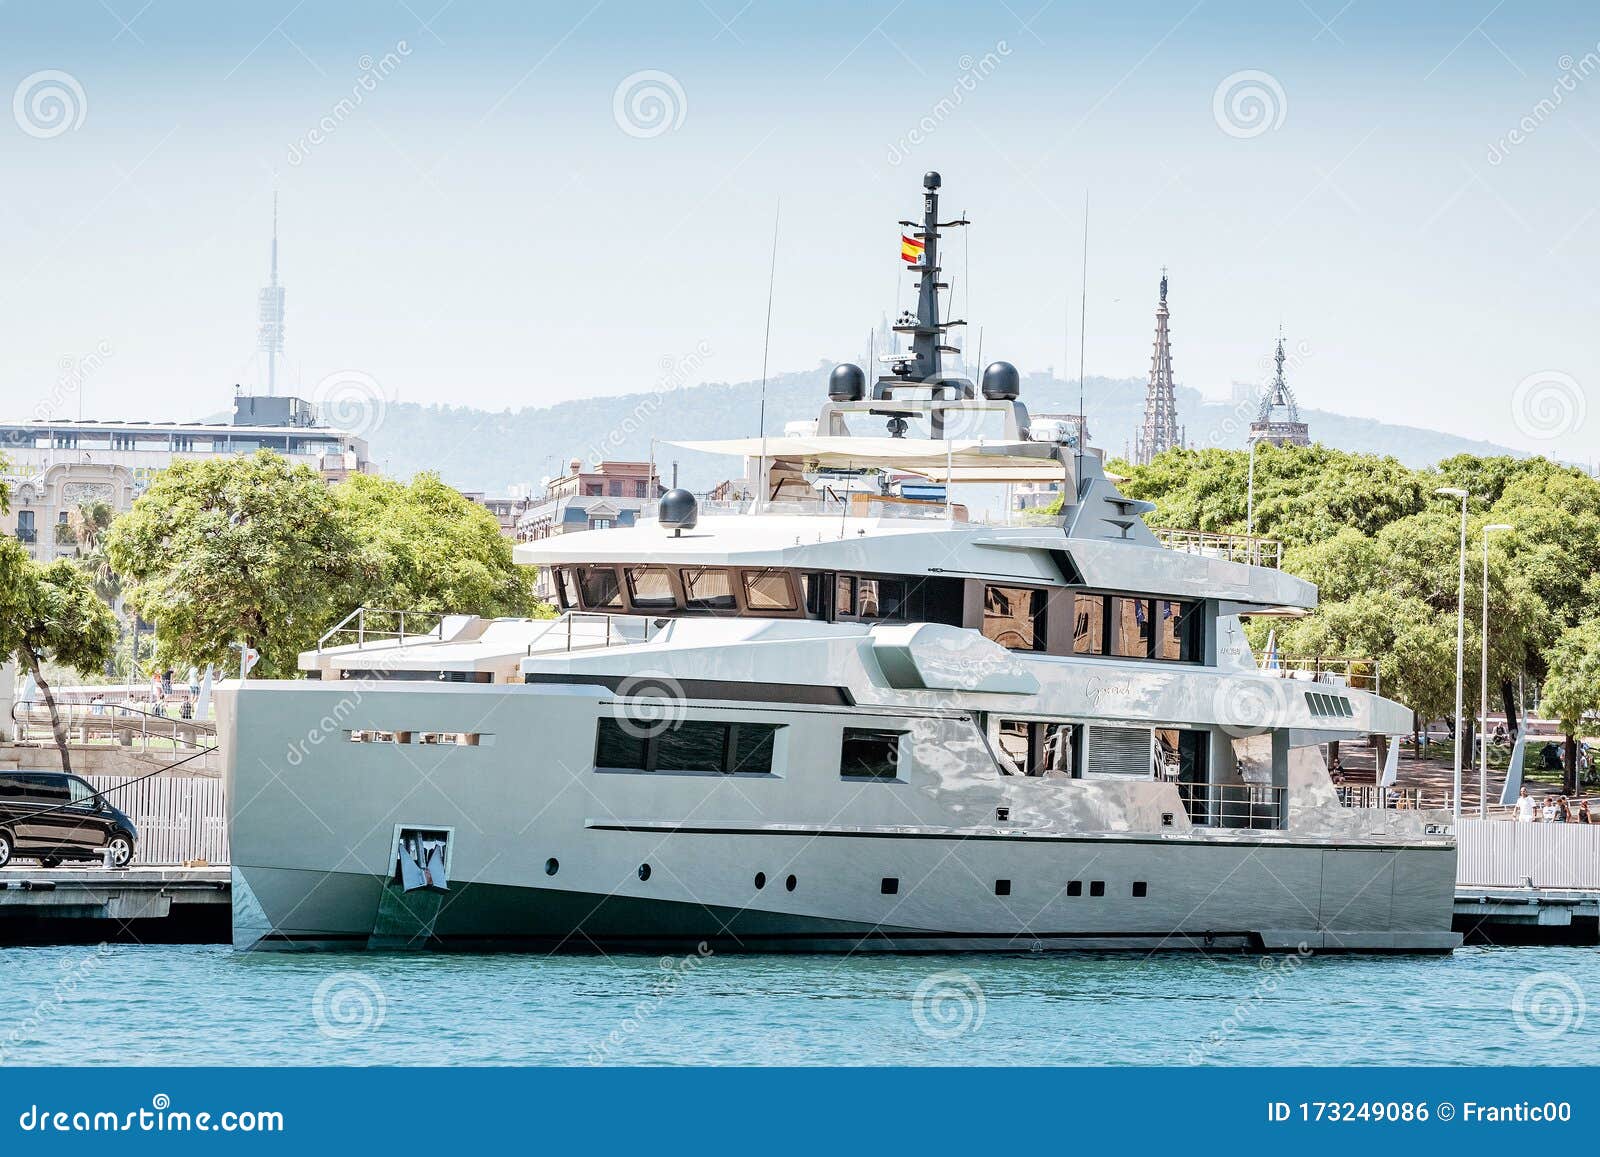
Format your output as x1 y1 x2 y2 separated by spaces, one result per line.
654 720 729 773
841 728 903 779
595 719 650 770
856 578 906 620
1111 597 1154 658
728 723 777 774
743 569 796 611
67 777 96 805
557 569 578 609
595 718 779 774
578 567 623 610
1153 599 1202 662
983 585 1046 651
683 568 736 610
835 574 856 616
22 775 69 804
1073 593 1105 654
626 566 677 609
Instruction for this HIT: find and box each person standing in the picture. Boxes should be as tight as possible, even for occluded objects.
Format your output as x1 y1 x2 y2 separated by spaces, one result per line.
1515 787 1536 823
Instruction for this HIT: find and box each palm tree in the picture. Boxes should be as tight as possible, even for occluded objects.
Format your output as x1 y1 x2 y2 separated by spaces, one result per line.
67 500 119 603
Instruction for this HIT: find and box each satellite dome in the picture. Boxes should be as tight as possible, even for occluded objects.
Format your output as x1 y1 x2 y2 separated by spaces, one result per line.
828 363 867 402
981 361 1020 401
659 488 699 536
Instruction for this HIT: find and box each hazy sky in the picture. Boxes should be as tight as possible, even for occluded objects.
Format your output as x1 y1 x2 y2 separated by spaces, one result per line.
2 1 1598 461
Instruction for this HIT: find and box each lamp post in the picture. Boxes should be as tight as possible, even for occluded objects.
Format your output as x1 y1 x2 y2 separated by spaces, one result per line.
1435 486 1470 819
1245 437 1259 561
1478 522 1513 818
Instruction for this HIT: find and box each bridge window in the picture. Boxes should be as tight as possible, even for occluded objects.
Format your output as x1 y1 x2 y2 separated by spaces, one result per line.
1153 600 1203 662
743 569 796 611
1073 593 1202 663
1073 593 1104 654
625 566 676 609
578 566 623 610
835 575 856 616
983 585 1047 651
683 567 736 610
857 578 906 620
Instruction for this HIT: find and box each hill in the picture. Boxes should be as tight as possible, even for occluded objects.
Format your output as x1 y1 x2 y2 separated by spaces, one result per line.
364 366 1522 493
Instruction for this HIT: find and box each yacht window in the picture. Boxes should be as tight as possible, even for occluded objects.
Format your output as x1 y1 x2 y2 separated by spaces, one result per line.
1153 599 1202 662
578 566 623 610
835 574 856 617
857 578 906 620
840 728 904 780
983 585 1047 652
683 567 736 610
994 719 1080 777
802 573 827 617
626 566 677 609
594 717 780 774
1156 728 1211 824
1111 597 1154 658
1073 593 1106 654
743 569 796 611
557 568 578 610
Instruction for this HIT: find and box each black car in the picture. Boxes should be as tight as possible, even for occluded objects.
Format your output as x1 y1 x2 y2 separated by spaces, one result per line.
0 772 138 869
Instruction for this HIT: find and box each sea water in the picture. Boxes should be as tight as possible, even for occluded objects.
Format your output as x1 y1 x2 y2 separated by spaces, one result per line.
0 944 1595 1066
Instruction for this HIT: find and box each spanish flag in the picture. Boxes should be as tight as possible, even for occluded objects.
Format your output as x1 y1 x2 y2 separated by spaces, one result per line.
900 234 925 263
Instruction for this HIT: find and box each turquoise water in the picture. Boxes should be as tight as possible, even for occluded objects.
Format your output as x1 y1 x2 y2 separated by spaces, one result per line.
1 945 1597 1066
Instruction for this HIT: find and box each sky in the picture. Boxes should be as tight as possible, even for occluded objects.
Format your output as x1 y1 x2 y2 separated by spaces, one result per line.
1 1 1598 462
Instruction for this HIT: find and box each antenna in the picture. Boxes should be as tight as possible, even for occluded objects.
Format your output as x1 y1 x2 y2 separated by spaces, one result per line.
1076 192 1089 485
756 198 780 438
257 190 287 397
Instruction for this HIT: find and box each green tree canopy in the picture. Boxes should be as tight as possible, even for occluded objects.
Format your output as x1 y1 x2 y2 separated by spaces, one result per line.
0 547 117 771
335 472 537 620
106 451 359 678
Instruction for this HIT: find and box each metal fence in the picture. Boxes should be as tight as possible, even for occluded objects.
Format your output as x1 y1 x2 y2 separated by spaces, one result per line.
1456 818 1600 889
84 775 228 867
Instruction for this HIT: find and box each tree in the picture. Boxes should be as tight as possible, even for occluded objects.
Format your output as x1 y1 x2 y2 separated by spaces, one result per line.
335 472 540 622
65 498 120 601
1538 618 1600 793
106 451 359 679
0 548 117 773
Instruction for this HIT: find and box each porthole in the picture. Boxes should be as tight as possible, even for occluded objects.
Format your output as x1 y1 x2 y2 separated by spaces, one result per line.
1066 880 1083 897
785 874 797 892
881 877 899 895
1132 881 1148 897
754 872 767 890
995 879 1012 897
638 863 652 882
544 858 559 876
1089 880 1105 897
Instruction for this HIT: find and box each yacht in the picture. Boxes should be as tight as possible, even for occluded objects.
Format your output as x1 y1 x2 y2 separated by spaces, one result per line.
221 173 1459 953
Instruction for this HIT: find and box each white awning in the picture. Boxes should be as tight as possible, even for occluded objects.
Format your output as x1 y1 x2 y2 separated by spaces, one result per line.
667 436 1067 483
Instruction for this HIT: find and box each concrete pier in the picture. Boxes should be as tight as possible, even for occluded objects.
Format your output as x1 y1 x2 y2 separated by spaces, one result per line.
0 866 230 945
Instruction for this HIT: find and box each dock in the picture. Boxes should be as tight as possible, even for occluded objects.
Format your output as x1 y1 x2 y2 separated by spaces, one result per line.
0 866 230 945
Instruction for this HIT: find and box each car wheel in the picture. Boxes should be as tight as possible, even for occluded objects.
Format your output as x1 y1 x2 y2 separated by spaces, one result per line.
39 857 61 869
105 833 134 869
0 830 12 869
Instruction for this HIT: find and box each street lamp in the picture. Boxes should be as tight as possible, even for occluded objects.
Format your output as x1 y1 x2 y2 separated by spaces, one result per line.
1435 486 1470 819
1245 437 1261 565
1478 522 1513 818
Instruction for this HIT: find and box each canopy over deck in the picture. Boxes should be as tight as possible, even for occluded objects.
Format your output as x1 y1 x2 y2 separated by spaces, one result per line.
667 436 1069 484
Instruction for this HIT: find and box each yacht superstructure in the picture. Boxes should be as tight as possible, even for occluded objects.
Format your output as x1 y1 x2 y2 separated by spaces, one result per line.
221 173 1459 953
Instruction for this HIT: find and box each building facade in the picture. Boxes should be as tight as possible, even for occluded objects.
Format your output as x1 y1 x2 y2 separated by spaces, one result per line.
1 392 370 562
515 460 662 598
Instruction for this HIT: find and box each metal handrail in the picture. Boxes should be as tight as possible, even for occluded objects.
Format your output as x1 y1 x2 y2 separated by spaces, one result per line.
1261 656 1380 694
317 606 448 653
526 611 666 655
10 700 217 754
1174 782 1286 830
1153 527 1283 568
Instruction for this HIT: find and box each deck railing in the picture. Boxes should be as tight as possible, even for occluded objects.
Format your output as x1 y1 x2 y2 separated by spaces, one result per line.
526 611 667 655
317 606 448 653
1262 656 1380 694
1153 527 1283 568
1176 783 1286 830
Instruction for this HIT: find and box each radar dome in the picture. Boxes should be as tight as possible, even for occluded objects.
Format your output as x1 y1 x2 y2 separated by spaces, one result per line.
828 363 867 402
659 488 699 536
981 361 1020 401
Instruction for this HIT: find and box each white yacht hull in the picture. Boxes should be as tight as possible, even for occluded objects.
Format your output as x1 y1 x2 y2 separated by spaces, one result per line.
222 681 1460 954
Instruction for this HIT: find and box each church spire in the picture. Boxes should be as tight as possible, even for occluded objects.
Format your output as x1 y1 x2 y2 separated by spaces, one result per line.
1135 268 1181 465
